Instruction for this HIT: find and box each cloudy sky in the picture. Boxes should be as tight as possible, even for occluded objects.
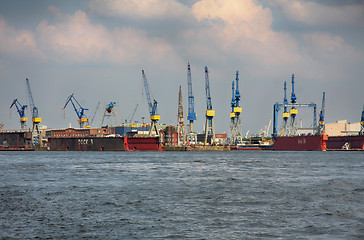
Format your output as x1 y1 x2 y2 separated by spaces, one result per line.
1 0 363 135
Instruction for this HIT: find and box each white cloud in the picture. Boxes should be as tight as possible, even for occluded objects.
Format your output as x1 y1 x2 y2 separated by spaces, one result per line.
88 0 190 19
271 0 364 26
191 0 299 65
0 8 180 65
0 16 45 59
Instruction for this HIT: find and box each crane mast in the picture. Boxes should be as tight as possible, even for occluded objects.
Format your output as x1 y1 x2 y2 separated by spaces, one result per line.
204 66 215 144
10 99 28 129
186 61 197 144
316 92 326 135
26 78 42 145
230 71 243 144
63 93 90 128
289 74 298 135
281 81 289 136
141 69 160 136
177 86 186 145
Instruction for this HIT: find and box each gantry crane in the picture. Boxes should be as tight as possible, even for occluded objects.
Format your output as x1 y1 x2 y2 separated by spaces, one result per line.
204 66 215 145
230 71 243 144
177 86 186 145
10 99 28 129
186 61 197 144
281 81 289 136
141 69 160 136
101 102 118 127
63 93 90 128
316 92 326 135
26 78 42 145
360 105 364 135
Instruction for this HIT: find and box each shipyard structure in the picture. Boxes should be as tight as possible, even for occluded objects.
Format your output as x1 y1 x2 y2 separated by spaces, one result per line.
1 64 364 151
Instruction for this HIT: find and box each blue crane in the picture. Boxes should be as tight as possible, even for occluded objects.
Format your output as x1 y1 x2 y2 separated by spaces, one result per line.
63 93 90 128
281 81 290 135
360 105 364 135
186 61 197 144
10 99 28 129
141 69 160 136
101 101 118 127
289 74 298 135
204 66 215 144
230 71 243 144
230 81 235 117
26 78 42 145
316 92 326 135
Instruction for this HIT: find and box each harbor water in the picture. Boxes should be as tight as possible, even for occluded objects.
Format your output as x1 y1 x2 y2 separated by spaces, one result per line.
1 151 363 239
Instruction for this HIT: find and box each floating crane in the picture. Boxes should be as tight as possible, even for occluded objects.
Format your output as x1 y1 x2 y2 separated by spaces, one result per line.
204 66 215 145
141 69 160 136
10 99 28 129
26 78 42 145
281 81 289 136
186 61 197 144
177 86 186 145
230 71 243 144
360 105 364 135
63 93 90 128
316 92 326 135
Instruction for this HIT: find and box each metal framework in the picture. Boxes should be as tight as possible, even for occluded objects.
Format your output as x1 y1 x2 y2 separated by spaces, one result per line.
176 86 186 145
204 66 215 144
360 105 364 135
316 92 326 135
101 102 118 127
230 71 243 144
26 78 41 145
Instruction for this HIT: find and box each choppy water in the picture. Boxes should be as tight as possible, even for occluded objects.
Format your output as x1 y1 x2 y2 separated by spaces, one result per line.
0 151 363 239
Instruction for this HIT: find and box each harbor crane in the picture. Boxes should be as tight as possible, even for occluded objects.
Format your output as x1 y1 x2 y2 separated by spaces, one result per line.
229 81 236 139
127 104 139 123
10 99 28 129
273 74 317 138
360 105 364 135
289 74 298 135
186 61 197 144
177 86 186 145
230 71 243 144
281 81 289 136
26 78 42 145
63 93 90 128
101 101 118 127
316 92 326 135
204 66 215 145
141 69 160 136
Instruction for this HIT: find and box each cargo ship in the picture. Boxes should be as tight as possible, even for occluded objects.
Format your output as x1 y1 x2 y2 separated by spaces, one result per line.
326 135 364 151
273 134 327 151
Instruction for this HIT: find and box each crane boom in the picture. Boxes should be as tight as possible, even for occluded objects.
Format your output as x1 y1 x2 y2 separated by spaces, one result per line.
204 66 215 144
141 69 160 136
63 93 89 128
26 78 41 145
205 66 213 110
187 61 196 121
10 99 28 129
317 92 326 135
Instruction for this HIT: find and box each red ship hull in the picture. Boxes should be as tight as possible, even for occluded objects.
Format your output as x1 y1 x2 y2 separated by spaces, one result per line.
48 136 163 151
326 135 364 150
273 135 327 151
